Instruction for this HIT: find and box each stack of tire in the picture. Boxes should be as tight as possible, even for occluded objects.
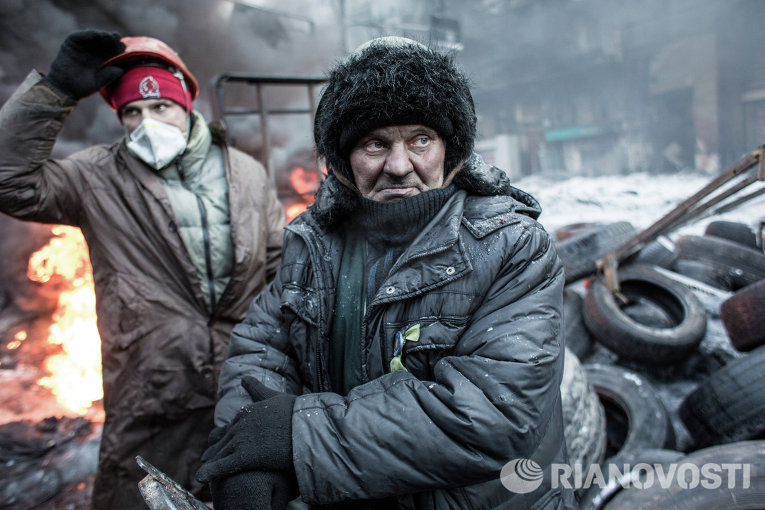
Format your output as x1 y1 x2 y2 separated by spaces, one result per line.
552 220 765 509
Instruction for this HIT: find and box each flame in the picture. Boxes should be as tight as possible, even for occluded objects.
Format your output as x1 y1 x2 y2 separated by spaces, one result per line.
27 226 103 418
283 165 322 223
285 202 310 222
289 166 320 195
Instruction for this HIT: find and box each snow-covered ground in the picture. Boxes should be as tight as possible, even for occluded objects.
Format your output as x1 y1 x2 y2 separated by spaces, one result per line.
515 171 764 239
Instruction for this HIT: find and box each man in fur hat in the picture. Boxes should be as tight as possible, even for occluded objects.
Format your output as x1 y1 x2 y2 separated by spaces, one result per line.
197 37 574 510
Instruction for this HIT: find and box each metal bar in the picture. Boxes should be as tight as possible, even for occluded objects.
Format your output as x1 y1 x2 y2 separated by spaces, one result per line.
221 107 315 116
210 73 328 182
307 83 324 186
704 185 765 217
255 82 274 184
604 147 762 265
670 173 760 231
214 73 325 85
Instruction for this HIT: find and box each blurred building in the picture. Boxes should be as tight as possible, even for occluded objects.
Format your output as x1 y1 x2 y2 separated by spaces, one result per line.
455 0 765 177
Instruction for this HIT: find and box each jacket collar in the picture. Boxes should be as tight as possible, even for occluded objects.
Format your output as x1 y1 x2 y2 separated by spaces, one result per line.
374 191 469 303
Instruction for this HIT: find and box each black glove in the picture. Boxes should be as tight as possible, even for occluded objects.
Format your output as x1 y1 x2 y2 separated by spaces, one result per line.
210 470 296 510
46 29 126 100
196 376 296 483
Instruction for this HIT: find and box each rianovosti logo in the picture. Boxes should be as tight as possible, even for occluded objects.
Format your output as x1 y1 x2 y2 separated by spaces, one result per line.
500 458 545 493
500 458 752 493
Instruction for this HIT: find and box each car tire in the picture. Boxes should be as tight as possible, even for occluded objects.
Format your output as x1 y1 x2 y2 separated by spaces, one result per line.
675 234 765 290
720 279 765 352
603 440 765 509
579 448 685 510
563 288 593 359
679 344 765 448
628 236 677 269
560 348 606 474
672 259 736 290
584 363 675 460
704 220 758 249
583 263 707 364
555 221 637 283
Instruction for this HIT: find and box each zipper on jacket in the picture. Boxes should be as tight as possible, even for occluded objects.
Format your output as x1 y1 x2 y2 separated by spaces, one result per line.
177 159 217 312
196 194 217 311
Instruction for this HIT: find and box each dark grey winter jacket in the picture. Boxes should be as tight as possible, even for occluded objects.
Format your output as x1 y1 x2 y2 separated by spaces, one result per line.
215 156 573 509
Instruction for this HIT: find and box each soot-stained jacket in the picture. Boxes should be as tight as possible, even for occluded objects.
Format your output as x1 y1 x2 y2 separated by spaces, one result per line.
216 154 574 509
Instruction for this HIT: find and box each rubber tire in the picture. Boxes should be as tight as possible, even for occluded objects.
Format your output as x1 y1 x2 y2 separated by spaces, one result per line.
584 363 675 459
560 349 606 473
583 263 707 364
579 448 685 510
554 222 596 242
562 288 593 359
672 259 736 290
603 440 765 509
704 220 758 249
555 221 637 283
720 279 765 351
628 237 678 269
679 344 765 448
675 234 765 290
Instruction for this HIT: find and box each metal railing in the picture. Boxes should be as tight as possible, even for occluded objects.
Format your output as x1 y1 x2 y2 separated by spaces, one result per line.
209 73 326 193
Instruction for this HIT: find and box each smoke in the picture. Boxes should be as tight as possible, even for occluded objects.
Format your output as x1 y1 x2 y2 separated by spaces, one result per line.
0 0 343 152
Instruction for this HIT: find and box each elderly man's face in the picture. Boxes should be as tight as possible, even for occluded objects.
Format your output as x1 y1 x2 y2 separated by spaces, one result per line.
349 124 445 201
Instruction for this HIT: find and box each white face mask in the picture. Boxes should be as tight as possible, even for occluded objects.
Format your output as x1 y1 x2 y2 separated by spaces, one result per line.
126 118 187 170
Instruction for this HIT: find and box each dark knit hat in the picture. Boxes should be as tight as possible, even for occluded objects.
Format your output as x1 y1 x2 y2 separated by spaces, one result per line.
314 37 476 183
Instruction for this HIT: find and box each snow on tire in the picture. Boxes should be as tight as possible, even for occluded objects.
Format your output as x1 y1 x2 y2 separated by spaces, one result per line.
583 263 707 364
579 448 685 510
560 348 606 473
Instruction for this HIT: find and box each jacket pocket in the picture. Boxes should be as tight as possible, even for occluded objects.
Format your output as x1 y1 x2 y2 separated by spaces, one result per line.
384 316 469 380
280 283 319 326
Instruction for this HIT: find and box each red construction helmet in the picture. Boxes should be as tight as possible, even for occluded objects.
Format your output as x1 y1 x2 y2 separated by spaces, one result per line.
99 36 199 108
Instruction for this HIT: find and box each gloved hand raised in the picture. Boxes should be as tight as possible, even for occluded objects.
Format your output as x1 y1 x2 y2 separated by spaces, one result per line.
210 470 297 510
196 376 296 483
46 29 126 100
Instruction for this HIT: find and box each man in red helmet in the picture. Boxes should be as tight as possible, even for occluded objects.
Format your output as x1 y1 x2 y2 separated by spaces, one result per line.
0 30 285 508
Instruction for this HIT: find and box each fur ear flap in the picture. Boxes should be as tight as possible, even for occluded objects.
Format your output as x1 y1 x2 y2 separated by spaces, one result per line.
308 174 361 230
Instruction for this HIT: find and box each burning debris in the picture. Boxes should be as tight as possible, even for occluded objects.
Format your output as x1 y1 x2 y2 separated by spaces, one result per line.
26 226 103 419
0 219 103 508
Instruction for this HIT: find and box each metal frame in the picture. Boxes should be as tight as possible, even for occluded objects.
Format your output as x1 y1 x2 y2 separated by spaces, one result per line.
209 73 327 194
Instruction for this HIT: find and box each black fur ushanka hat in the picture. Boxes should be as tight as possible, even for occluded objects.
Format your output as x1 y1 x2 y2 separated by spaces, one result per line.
314 37 477 183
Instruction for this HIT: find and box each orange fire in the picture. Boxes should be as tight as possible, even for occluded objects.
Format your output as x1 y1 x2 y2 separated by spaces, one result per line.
284 165 321 222
27 225 103 419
